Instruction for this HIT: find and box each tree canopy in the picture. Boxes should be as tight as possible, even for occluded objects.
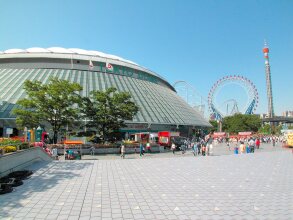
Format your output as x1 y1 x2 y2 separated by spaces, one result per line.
222 113 261 133
81 87 139 142
258 124 282 135
208 120 218 133
13 77 83 143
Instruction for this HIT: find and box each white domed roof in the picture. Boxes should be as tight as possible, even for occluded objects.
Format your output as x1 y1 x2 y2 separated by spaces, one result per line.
0 47 172 90
47 47 73 54
4 49 26 54
26 47 50 53
88 50 107 57
68 48 91 55
1 47 139 65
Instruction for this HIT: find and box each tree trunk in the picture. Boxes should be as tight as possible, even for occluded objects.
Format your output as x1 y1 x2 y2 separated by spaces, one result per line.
53 130 58 144
102 125 105 144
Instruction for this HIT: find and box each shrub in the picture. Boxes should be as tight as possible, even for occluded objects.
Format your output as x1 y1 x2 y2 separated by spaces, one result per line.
0 138 22 147
19 142 30 150
3 146 17 153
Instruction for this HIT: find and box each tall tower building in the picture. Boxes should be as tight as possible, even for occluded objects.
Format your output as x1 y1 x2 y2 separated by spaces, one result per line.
263 41 274 117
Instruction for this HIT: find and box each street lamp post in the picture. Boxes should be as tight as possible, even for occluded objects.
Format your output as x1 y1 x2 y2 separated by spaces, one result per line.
53 109 57 144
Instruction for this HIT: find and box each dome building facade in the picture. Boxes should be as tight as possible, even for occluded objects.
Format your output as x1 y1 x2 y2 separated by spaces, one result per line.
0 47 210 136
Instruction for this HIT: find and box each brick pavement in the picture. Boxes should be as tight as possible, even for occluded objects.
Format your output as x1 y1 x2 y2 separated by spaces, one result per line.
0 146 292 220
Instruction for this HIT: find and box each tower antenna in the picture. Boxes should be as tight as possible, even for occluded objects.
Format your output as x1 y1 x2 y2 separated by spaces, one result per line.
263 40 274 118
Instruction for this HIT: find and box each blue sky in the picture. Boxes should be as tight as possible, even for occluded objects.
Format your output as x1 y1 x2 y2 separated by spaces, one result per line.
0 0 292 116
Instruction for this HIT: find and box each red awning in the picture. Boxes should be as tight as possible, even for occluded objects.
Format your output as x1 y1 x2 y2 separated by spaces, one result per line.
213 132 226 138
238 132 252 136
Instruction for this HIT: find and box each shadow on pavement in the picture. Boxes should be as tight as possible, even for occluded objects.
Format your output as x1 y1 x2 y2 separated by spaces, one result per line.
0 160 92 218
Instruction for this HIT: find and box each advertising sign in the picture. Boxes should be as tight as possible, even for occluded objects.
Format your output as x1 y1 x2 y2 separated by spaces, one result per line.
6 128 13 135
287 132 293 147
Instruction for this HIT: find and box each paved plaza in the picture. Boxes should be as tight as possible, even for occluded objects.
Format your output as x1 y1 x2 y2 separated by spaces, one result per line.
0 145 292 220
80 142 287 160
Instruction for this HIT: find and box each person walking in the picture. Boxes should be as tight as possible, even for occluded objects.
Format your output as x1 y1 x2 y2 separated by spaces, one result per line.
181 142 186 154
192 142 197 156
249 138 255 153
51 147 58 160
246 143 250 153
239 142 245 154
234 143 239 154
171 142 176 155
204 143 210 156
206 135 213 156
77 150 81 160
120 144 125 159
201 143 206 156
197 141 201 155
255 138 260 149
209 143 213 156
227 140 231 151
272 138 276 147
90 146 95 156
139 142 144 157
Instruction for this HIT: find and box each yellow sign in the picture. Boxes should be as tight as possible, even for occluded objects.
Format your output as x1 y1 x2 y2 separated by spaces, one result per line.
287 132 293 146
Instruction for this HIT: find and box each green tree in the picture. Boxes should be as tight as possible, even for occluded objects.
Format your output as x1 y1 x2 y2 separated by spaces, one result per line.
208 120 218 133
222 113 261 133
258 124 282 135
13 77 83 143
82 87 139 142
258 124 271 134
14 108 41 130
272 125 282 135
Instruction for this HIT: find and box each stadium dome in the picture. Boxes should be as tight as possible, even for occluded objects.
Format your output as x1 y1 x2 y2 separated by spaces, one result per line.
0 47 210 136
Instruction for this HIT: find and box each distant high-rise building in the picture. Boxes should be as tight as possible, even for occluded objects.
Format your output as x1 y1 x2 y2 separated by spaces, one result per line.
282 111 293 117
263 41 274 118
259 113 268 119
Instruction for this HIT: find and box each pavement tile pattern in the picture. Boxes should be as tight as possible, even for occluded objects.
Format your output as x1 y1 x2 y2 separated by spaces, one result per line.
0 146 292 220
